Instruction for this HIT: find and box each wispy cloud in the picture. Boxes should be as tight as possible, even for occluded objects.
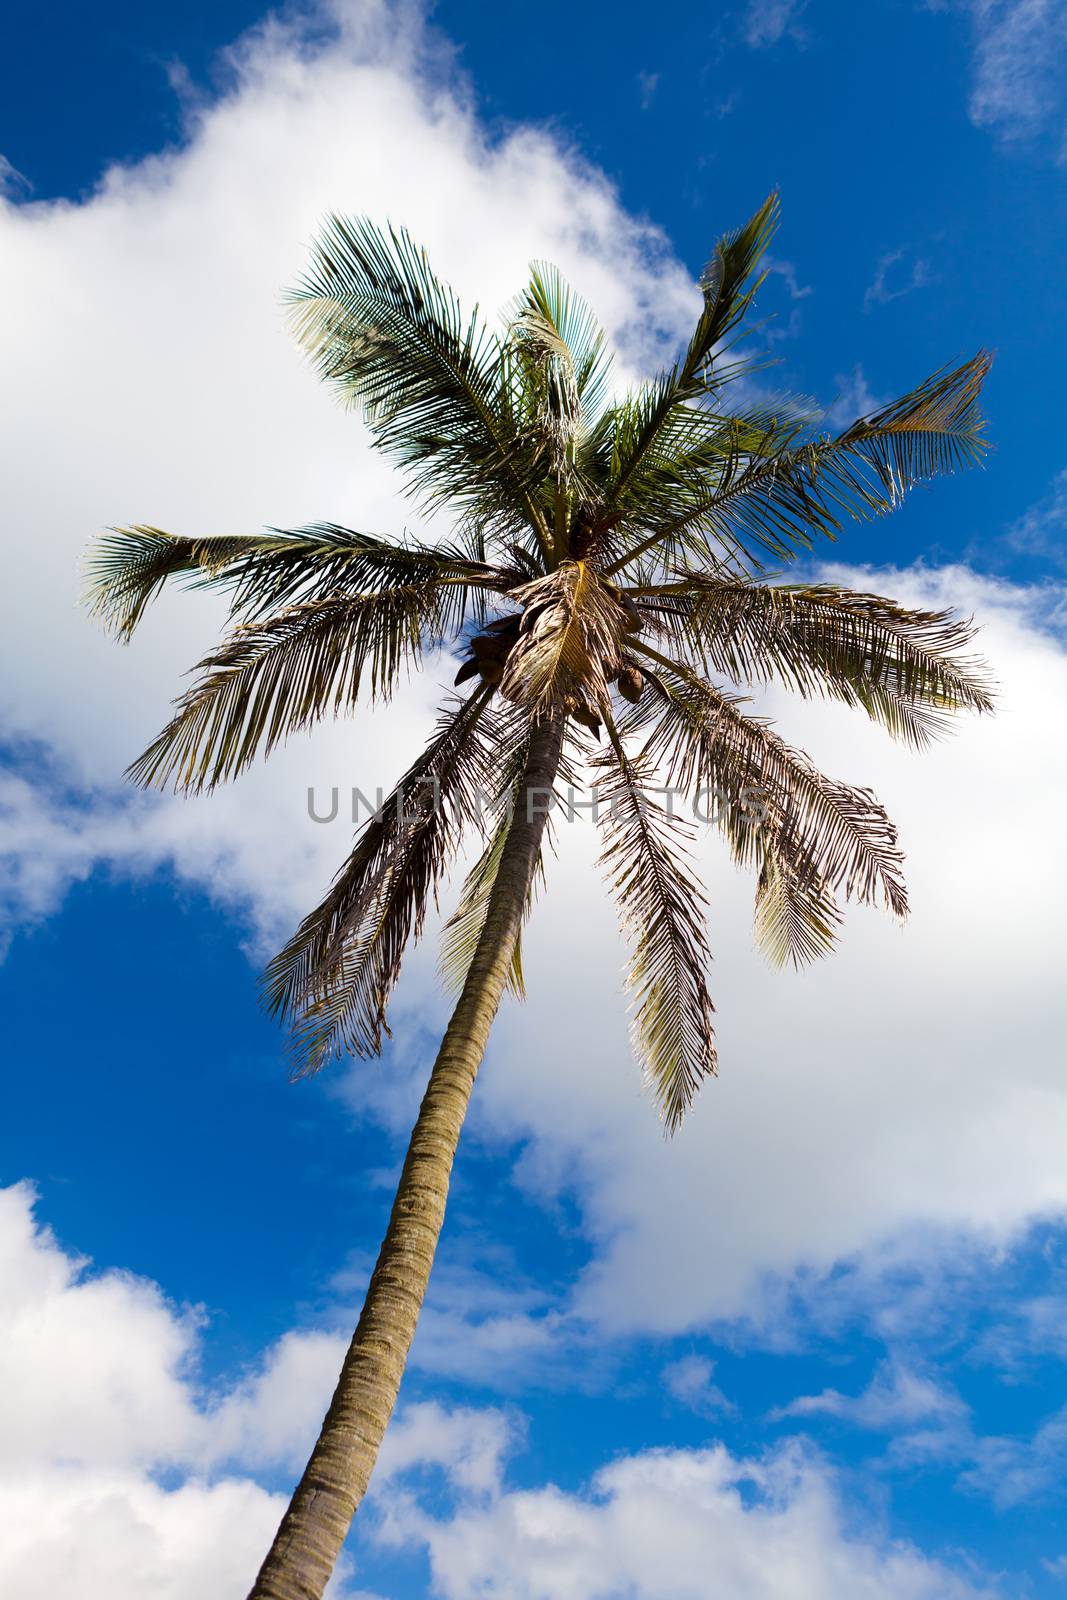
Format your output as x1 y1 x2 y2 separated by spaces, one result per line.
662 1355 736 1417
742 0 807 48
1003 467 1067 567
824 364 887 429
773 1359 966 1431
764 255 813 300
778 1350 1067 1512
636 69 660 109
863 246 934 311
0 155 31 199
928 0 1067 154
959 1404 1067 1509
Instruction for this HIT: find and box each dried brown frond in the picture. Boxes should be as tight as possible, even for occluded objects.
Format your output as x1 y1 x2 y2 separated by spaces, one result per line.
262 687 522 1073
499 561 627 712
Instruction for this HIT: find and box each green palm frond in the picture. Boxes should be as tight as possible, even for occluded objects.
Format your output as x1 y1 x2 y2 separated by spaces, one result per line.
595 717 716 1132
635 575 995 746
263 687 503 1071
505 263 614 434
86 526 267 640
602 195 780 513
129 584 449 792
600 352 991 577
86 522 504 640
834 351 991 492
289 217 551 555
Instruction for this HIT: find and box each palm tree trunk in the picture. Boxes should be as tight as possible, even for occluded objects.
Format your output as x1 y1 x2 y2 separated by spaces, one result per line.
247 710 566 1600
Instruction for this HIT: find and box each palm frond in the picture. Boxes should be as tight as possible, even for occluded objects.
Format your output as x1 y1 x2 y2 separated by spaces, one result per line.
627 640 908 917
288 216 552 554
601 352 991 576
602 195 780 512
86 526 265 640
440 817 529 1000
505 263 614 433
263 687 508 1072
636 575 995 746
834 350 992 493
583 406 793 575
86 522 504 640
128 584 448 793
595 717 716 1133
753 847 842 968
499 562 626 711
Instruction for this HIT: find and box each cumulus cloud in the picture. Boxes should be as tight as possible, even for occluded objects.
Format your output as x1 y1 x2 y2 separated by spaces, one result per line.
470 567 1067 1335
0 0 695 954
381 1432 994 1599
0 1470 297 1600
0 1183 356 1596
3 1180 994 1598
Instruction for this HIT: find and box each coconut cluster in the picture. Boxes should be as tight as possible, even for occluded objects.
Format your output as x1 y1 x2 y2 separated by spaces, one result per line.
453 583 645 740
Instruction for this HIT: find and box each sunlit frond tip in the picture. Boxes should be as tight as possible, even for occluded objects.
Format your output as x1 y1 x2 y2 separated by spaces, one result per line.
835 349 993 499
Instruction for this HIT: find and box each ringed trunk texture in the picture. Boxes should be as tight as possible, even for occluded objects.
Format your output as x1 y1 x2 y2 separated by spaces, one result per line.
247 711 566 1600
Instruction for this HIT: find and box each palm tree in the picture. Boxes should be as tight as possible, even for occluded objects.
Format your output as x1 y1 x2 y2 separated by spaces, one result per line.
87 196 993 1599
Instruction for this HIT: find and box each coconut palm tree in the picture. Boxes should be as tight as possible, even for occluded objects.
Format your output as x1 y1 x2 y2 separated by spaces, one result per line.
87 195 992 1600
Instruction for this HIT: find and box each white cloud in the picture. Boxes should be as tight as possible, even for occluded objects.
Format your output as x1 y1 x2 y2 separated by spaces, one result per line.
958 1403 1067 1508
764 255 813 300
0 153 31 197
376 1399 518 1497
774 1358 966 1430
0 0 696 955
970 1290 1067 1370
929 0 1067 152
663 1353 735 1416
468 568 1067 1336
0 1469 296 1600
382 1433 994 1599
863 247 933 311
0 1182 360 1597
0 1181 203 1471
824 363 887 428
1003 467 1067 568
3 1179 994 1598
636 69 660 109
743 0 807 48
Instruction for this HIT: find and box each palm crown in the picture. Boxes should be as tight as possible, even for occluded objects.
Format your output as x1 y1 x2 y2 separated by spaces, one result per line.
88 195 992 1132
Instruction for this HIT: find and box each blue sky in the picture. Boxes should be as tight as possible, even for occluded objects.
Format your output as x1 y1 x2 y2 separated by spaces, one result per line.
1 2 1067 1596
